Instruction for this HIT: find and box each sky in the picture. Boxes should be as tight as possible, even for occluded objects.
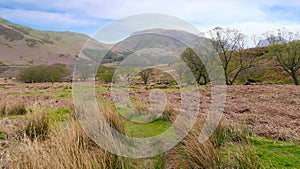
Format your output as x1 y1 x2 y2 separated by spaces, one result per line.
0 0 300 37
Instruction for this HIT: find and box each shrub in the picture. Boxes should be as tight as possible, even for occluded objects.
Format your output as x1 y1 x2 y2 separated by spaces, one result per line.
19 64 69 83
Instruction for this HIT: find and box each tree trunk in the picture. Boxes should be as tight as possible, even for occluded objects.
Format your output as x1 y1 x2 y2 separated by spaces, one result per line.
291 72 299 85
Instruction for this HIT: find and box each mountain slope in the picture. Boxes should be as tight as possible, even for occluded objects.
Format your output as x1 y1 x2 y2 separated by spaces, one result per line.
0 17 107 77
0 17 92 66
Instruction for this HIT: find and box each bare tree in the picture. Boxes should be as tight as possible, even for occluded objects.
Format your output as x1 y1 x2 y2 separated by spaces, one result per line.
209 27 258 85
265 29 300 85
118 67 137 84
139 68 153 85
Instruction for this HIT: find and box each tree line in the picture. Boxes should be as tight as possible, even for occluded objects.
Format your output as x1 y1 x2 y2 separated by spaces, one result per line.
182 27 300 85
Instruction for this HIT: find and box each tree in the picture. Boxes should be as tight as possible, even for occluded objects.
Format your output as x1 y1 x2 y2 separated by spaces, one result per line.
209 27 258 85
96 66 115 83
19 64 69 83
265 29 300 85
181 47 209 85
117 67 137 84
139 68 153 85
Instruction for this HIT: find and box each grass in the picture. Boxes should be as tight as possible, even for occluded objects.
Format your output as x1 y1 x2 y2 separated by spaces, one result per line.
125 119 172 138
10 120 130 169
248 137 300 168
49 108 72 122
0 132 5 140
1 83 299 168
25 109 50 140
53 90 72 98
11 91 44 97
210 119 251 148
0 98 27 116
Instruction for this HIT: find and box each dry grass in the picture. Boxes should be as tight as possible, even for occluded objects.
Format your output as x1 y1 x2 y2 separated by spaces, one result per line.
0 97 27 116
25 109 50 140
8 120 129 169
160 102 178 121
174 118 220 169
98 99 126 134
210 119 252 148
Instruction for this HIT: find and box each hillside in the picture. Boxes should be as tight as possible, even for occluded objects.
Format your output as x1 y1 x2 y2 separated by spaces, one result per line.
0 17 106 77
0 18 298 84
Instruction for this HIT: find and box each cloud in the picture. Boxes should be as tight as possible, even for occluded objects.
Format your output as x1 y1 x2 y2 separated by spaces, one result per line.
0 8 96 27
0 0 299 36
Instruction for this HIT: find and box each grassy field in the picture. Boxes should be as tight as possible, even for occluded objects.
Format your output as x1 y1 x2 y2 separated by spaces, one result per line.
0 81 299 168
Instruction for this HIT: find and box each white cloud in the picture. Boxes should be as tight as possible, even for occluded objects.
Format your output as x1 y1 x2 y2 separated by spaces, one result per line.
1 0 300 36
0 8 97 29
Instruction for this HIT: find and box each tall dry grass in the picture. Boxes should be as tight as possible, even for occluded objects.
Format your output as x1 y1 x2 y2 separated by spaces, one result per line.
25 109 50 140
8 119 129 169
176 118 262 169
5 99 130 169
178 122 221 169
0 97 27 116
210 119 252 148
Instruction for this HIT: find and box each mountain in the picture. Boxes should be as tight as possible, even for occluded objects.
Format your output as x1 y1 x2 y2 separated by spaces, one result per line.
0 17 105 78
258 37 287 47
111 28 209 66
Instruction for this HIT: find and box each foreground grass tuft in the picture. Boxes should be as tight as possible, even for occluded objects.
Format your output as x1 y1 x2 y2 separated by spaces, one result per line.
25 109 50 140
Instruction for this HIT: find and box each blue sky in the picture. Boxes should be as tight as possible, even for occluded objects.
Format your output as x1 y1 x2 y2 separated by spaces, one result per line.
0 0 300 36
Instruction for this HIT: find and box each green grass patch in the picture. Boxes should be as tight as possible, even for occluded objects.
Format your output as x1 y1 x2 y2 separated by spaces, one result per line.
49 108 72 122
53 90 72 98
95 86 109 92
125 119 172 138
7 115 24 119
0 132 5 140
248 137 300 168
11 91 44 97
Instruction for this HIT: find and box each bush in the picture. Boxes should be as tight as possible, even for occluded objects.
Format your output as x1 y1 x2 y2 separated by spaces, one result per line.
19 64 69 83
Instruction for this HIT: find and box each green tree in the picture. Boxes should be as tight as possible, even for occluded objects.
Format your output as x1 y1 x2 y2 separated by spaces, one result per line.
181 47 209 85
265 29 300 85
19 64 69 83
96 66 115 83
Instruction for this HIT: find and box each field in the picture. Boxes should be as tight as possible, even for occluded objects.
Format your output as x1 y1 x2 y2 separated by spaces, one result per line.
0 81 299 168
